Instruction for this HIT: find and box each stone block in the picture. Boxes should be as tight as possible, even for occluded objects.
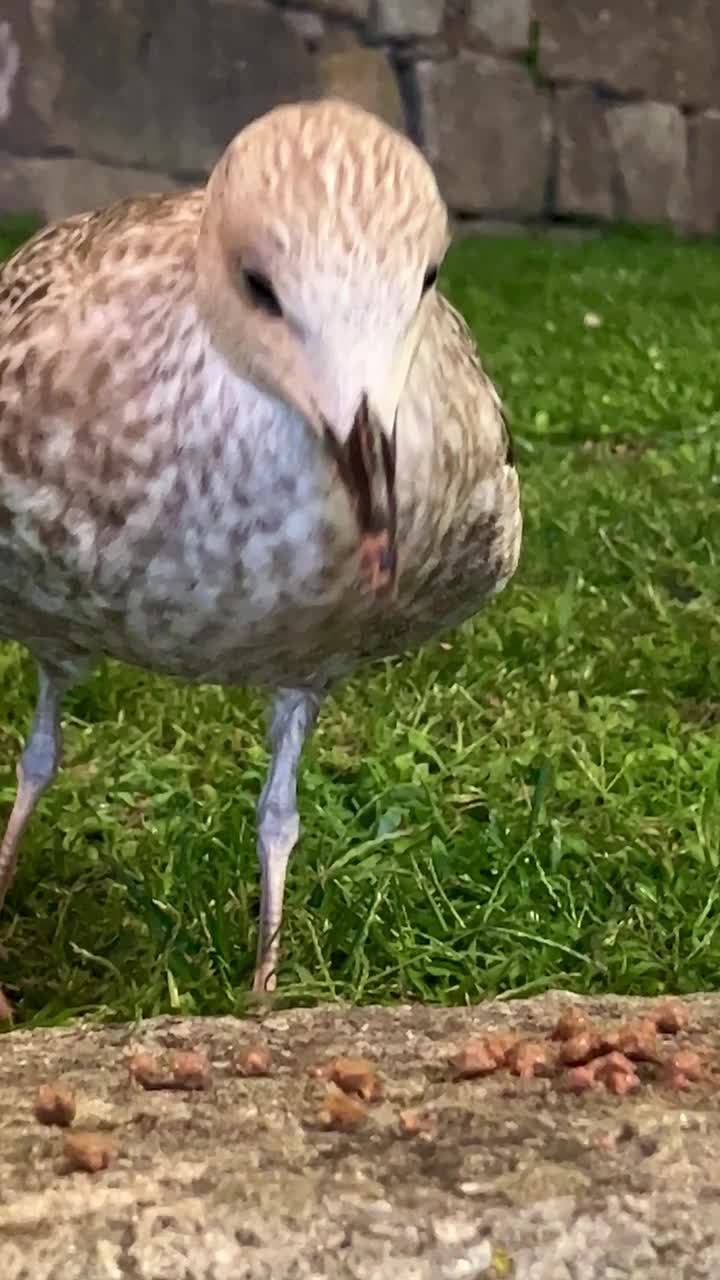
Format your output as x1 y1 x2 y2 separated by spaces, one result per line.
607 102 690 227
688 111 720 234
416 54 551 214
467 0 531 55
0 2 62 152
536 0 720 109
0 153 182 223
284 0 369 18
282 9 327 46
0 0 319 174
317 48 405 130
370 0 444 40
554 87 614 221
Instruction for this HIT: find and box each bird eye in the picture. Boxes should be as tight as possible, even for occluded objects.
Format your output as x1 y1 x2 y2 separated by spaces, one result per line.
422 265 439 295
243 269 283 318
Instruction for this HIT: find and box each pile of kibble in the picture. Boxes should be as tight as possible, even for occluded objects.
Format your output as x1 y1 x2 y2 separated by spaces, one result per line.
25 999 705 1175
449 999 700 1094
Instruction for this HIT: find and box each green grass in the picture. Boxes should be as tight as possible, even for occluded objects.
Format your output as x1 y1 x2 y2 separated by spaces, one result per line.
1 224 720 1025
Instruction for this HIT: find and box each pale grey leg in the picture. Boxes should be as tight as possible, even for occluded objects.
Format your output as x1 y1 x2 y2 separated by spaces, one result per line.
253 688 321 994
0 665 72 909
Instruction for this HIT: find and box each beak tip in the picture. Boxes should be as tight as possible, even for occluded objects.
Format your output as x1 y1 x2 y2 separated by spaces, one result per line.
359 529 398 598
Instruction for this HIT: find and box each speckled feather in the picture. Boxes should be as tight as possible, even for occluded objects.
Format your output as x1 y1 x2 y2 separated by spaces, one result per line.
0 104 520 692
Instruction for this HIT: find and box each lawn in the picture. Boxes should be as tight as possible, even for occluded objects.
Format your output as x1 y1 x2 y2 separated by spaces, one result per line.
1 220 719 1025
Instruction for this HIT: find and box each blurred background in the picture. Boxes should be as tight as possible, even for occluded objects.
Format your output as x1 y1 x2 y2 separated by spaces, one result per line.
1 0 719 235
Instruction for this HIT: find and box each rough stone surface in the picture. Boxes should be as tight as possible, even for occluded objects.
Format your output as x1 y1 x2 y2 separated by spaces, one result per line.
467 0 531 55
1 0 319 173
285 0 370 19
317 47 405 129
535 0 720 110
0 1 60 153
417 54 551 214
1 0 719 235
0 153 182 222
3 993 720 1278
688 110 720 235
555 87 614 222
370 0 445 40
282 8 327 46
607 101 690 228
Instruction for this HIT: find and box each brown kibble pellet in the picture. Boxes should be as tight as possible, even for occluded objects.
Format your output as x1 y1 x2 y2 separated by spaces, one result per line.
483 1033 522 1064
63 1131 114 1173
0 990 13 1023
316 1086 368 1131
597 1029 620 1054
615 1019 659 1062
558 1031 601 1066
652 1000 689 1035
604 1068 640 1095
552 1008 590 1041
34 1084 76 1128
660 1067 691 1092
593 1052 640 1094
398 1108 435 1137
450 1039 500 1078
666 1049 704 1082
506 1040 553 1079
565 1065 599 1093
127 1049 211 1090
126 1052 169 1090
233 1044 273 1077
170 1050 211 1090
594 1050 636 1074
324 1057 381 1103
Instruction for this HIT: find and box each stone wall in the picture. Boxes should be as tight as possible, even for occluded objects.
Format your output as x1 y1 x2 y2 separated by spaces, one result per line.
0 0 718 234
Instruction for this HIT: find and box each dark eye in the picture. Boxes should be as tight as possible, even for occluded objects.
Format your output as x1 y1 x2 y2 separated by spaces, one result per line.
243 269 283 318
422 264 439 295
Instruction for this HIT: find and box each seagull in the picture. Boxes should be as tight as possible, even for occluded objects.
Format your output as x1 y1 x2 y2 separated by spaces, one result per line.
0 99 521 994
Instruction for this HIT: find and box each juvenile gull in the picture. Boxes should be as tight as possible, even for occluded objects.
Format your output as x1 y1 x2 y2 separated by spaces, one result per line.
0 99 521 993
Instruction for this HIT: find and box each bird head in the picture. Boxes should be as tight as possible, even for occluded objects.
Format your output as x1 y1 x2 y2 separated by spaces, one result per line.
195 98 450 597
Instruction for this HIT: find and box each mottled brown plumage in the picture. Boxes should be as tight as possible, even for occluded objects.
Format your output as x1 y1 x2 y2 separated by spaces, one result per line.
0 99 521 992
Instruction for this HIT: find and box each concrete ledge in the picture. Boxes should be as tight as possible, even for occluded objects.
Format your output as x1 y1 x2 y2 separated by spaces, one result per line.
2 992 720 1278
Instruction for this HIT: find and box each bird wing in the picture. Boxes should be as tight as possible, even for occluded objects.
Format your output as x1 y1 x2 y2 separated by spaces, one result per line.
406 290 515 473
0 192 204 340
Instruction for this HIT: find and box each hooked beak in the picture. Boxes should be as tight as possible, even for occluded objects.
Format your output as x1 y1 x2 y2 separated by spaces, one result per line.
323 395 398 598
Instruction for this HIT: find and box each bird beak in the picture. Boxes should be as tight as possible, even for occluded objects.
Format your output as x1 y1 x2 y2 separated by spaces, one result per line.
323 395 398 598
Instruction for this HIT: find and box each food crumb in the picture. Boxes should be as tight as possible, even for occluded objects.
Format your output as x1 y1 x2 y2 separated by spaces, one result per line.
615 1019 659 1062
316 1086 368 1132
170 1050 211 1090
126 1052 167 1089
34 1084 76 1128
325 1057 381 1102
127 1049 211 1090
449 1039 500 1079
593 1052 640 1095
551 1008 589 1041
665 1049 704 1082
506 1040 553 1079
233 1044 273 1077
652 1000 689 1035
398 1108 435 1137
558 1031 601 1066
63 1131 114 1173
565 1064 599 1093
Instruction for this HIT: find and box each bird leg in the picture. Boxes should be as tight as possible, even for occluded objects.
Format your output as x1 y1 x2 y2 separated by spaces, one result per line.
0 665 68 910
253 688 321 994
